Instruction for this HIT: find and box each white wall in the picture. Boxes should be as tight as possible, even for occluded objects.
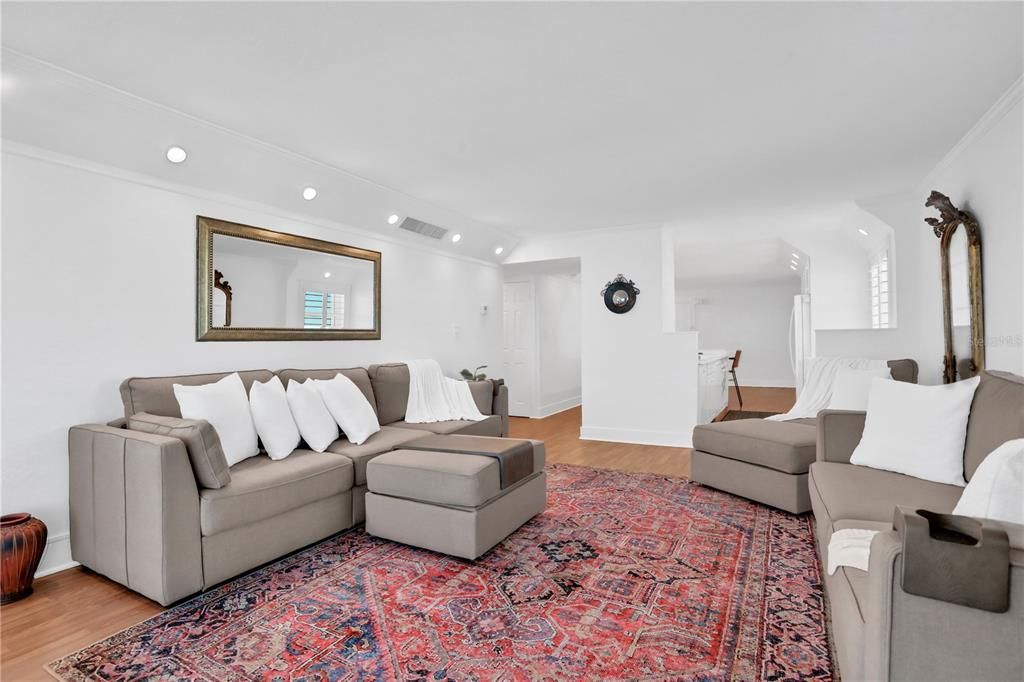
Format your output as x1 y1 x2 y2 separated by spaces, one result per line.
1 150 503 576
536 273 582 414
507 226 699 447
215 251 293 327
677 280 801 387
791 230 873 330
817 87 1023 383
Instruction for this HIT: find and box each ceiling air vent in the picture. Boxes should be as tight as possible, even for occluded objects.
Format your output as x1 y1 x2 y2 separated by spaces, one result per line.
397 217 448 240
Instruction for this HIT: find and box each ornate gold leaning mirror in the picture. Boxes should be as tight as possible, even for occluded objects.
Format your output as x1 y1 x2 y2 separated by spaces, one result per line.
925 191 984 383
197 216 381 341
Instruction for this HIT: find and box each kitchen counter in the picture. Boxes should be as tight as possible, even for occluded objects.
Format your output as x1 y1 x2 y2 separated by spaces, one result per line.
697 349 730 423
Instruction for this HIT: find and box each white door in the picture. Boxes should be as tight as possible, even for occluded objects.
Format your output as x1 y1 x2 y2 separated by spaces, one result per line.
502 281 536 417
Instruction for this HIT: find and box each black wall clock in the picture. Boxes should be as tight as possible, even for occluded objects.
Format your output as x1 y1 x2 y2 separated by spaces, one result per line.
601 274 639 314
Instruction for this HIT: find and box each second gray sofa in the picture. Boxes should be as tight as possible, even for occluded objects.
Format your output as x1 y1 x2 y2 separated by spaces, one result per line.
69 363 509 605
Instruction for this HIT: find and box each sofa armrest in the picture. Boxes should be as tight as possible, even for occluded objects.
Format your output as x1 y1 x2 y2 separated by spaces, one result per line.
816 409 867 463
861 524 1024 681
494 383 509 437
69 424 203 605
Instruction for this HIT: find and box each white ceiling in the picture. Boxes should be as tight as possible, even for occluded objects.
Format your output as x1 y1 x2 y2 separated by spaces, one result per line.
3 2 1021 238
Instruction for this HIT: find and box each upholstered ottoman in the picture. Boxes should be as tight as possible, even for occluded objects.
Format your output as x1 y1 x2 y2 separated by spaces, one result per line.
364 440 546 559
691 419 817 513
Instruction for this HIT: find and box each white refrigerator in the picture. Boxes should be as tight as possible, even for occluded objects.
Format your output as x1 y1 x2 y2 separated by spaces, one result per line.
789 293 813 395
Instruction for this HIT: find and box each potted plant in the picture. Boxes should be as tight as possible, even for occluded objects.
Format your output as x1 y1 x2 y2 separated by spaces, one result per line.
460 365 488 381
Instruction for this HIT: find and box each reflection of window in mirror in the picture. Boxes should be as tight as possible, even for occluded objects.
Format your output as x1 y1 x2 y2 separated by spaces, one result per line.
304 291 346 329
948 230 970 327
870 252 890 329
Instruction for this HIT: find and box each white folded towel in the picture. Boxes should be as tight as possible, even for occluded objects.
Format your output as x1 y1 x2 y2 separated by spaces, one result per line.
405 359 487 423
767 356 890 421
826 528 880 575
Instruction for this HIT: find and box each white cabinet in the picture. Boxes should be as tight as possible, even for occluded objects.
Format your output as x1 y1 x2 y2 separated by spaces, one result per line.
698 351 729 424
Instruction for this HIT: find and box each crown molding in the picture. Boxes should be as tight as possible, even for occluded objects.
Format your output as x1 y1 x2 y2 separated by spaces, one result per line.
1 47 524 241
3 140 501 269
918 74 1023 192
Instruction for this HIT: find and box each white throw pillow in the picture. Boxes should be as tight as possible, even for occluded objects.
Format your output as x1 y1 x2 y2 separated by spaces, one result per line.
249 376 301 460
953 439 1024 524
850 376 981 486
285 379 339 452
315 373 381 445
827 367 893 410
173 373 259 467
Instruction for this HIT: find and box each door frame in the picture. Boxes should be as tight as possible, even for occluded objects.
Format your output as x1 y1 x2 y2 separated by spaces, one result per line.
502 278 541 417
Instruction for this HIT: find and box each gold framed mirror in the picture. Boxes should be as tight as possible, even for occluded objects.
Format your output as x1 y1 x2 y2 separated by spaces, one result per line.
925 191 984 383
197 216 381 341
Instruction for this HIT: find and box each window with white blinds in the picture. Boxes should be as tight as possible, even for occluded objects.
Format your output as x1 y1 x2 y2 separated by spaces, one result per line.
304 291 345 329
870 254 890 329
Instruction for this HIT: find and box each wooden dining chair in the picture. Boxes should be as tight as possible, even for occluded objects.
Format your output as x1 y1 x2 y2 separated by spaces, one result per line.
728 350 743 408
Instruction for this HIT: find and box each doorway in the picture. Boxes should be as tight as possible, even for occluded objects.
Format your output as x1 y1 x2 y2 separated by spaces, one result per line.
501 258 582 418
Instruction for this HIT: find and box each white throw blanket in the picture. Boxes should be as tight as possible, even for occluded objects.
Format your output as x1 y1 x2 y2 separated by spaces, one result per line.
827 528 880 575
405 359 487 423
767 356 889 421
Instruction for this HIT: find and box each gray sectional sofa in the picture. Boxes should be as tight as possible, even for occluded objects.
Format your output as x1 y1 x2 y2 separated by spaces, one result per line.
811 369 1024 681
68 364 509 605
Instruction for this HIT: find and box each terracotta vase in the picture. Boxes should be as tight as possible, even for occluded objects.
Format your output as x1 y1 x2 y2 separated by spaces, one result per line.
1 513 48 604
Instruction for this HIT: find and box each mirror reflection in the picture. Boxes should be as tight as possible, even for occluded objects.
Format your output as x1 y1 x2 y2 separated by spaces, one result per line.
212 234 376 330
948 229 970 328
948 228 972 376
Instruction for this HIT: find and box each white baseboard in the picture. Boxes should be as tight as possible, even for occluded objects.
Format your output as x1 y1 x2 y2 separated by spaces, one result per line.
535 396 581 418
580 425 693 448
35 532 79 578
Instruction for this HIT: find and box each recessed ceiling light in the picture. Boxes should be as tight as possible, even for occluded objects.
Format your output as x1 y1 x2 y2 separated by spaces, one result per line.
494 246 504 255
790 264 798 270
303 187 318 201
387 214 400 225
166 146 187 163
791 252 800 259
323 271 332 279
858 228 869 236
790 260 799 267
451 233 462 243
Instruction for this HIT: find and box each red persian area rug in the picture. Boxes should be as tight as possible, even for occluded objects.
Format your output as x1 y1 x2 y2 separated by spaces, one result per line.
48 464 834 681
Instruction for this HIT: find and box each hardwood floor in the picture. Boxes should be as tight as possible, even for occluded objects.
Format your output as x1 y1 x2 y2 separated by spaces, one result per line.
0 386 794 680
510 406 693 477
1 566 163 681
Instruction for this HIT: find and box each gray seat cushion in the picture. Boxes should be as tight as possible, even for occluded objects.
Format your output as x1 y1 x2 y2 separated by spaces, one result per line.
809 461 962 530
119 369 275 419
325 425 425 485
367 449 501 507
964 370 1024 480
391 415 503 437
692 419 817 474
200 450 353 536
